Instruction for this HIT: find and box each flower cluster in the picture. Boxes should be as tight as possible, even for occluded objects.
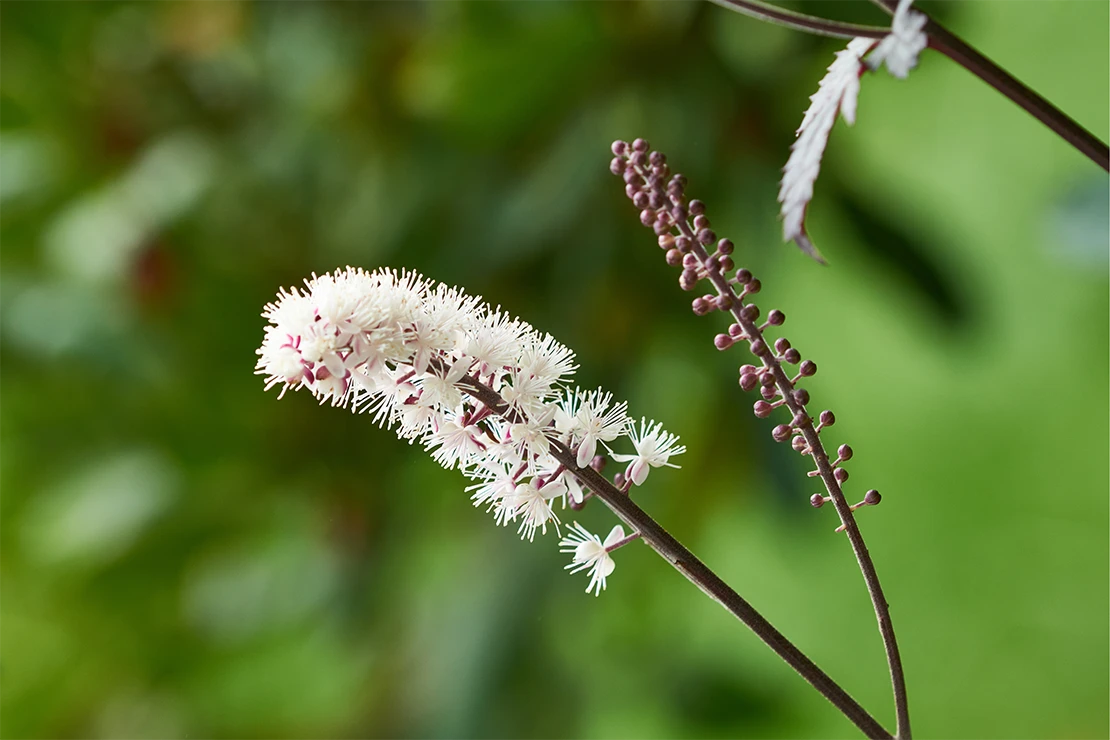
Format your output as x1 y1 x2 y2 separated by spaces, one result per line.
610 138 881 526
256 266 685 593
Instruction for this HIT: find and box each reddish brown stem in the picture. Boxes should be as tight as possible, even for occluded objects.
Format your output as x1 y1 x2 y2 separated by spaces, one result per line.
926 23 1109 171
868 0 1108 171
452 369 893 739
676 217 911 739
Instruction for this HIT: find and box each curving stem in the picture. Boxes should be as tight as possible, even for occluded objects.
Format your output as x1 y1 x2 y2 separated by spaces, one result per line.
708 0 889 40
926 20 1108 170
867 0 1108 170
676 218 913 740
713 0 1109 170
454 371 894 739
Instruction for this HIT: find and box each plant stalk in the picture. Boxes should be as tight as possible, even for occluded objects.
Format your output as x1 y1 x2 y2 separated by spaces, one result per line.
714 0 1109 170
708 0 889 40
925 18 1109 171
868 0 1109 171
455 372 893 740
677 218 912 740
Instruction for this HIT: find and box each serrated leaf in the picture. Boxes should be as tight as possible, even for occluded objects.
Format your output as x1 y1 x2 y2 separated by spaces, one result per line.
778 37 877 263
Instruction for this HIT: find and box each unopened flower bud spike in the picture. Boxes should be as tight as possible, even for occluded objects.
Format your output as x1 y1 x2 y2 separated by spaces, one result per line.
612 139 907 740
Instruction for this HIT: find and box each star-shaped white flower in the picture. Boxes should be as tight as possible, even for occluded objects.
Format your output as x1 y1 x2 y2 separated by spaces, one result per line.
609 418 686 486
506 478 564 541
508 405 557 459
466 460 518 510
425 418 485 470
559 522 626 596
557 388 631 468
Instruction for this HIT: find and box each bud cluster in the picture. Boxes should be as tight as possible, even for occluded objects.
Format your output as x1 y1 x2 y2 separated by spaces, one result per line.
610 139 880 527
256 266 686 593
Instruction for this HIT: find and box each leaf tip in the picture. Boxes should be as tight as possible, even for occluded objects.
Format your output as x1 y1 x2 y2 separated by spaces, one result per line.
793 232 828 265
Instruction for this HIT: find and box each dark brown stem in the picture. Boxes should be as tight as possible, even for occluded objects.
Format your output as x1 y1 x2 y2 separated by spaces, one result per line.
708 0 889 40
861 0 905 11
927 22 1109 171
869 0 1108 171
679 218 911 739
454 371 893 740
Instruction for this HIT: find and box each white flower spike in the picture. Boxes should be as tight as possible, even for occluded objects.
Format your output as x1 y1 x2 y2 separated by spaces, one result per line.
257 266 684 595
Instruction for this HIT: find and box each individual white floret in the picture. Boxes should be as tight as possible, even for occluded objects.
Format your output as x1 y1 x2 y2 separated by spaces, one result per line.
559 522 627 596
465 308 532 379
569 389 630 468
413 356 471 411
508 405 557 459
501 368 555 418
609 418 686 486
424 418 486 470
257 335 305 394
465 460 519 510
349 363 417 430
517 332 577 388
396 397 443 441
506 478 565 541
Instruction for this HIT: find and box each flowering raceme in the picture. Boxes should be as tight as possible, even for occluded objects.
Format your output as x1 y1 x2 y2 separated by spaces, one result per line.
256 266 685 592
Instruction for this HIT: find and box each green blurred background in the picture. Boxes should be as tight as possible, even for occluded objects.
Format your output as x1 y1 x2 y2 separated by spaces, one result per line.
2 2 1107 738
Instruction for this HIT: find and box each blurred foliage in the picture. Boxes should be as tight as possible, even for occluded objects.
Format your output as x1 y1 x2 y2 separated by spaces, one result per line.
1 2 1107 738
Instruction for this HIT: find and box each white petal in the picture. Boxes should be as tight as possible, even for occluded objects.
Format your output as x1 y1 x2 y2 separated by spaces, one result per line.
541 478 567 500
602 525 626 548
575 540 604 563
444 355 472 384
576 437 596 468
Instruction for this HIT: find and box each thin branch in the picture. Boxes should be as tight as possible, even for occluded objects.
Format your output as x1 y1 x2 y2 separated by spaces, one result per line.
865 0 901 13
717 0 1110 168
866 0 1109 171
604 530 643 552
708 0 889 40
454 372 894 740
676 220 913 740
926 20 1110 171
